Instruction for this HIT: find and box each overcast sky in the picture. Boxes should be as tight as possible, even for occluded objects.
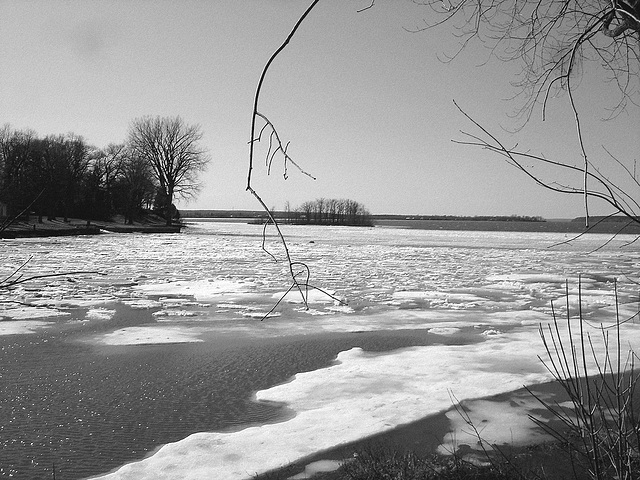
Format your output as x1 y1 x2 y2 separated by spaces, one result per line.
1 0 638 218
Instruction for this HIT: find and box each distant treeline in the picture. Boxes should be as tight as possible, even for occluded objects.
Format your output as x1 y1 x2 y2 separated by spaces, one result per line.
374 214 546 222
183 198 373 226
0 126 159 223
183 209 266 218
284 198 373 226
1 117 208 226
571 216 640 223
182 210 544 224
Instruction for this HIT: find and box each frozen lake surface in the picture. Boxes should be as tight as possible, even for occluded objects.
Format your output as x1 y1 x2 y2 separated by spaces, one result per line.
1 221 640 479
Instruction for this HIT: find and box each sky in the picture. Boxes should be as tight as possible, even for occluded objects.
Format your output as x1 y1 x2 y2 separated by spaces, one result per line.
1 0 638 218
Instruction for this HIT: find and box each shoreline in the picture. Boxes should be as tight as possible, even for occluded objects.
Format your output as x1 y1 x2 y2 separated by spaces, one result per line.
255 379 573 480
3 216 639 239
0 217 181 239
374 218 640 234
90 371 572 480
190 216 640 235
89 326 559 479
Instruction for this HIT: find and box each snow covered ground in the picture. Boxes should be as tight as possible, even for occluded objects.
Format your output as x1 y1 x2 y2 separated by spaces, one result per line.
2 221 640 479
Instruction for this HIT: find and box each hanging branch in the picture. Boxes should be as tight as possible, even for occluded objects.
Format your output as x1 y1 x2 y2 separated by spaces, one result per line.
246 0 346 318
253 112 316 181
0 256 100 291
452 100 640 237
356 0 375 13
247 0 322 190
562 23 607 228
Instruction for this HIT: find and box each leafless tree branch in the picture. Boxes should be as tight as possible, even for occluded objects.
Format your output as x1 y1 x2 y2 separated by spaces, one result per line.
453 100 640 233
399 0 640 124
357 0 376 13
252 112 317 181
0 256 101 291
246 0 351 318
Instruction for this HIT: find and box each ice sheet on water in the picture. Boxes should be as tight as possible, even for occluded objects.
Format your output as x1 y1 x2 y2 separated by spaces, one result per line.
135 279 256 301
289 460 341 479
85 308 116 321
272 288 339 304
240 310 282 318
122 299 162 309
4 223 640 478
152 309 198 317
0 320 51 335
3 225 637 329
99 326 205 345
391 290 489 310
427 327 461 335
96 333 557 479
158 298 210 308
216 303 247 309
92 286 639 475
294 307 332 316
0 305 70 320
325 304 355 314
438 393 555 455
480 328 502 336
486 273 573 284
3 225 637 346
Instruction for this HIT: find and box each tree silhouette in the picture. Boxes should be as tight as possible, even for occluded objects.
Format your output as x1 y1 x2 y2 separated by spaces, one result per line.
128 116 209 225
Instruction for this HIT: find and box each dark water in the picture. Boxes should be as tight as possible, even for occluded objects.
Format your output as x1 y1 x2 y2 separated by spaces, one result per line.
375 219 640 234
0 305 443 480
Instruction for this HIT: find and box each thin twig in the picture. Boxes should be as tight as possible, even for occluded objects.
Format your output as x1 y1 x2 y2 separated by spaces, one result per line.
246 0 351 317
247 0 321 189
1 270 102 289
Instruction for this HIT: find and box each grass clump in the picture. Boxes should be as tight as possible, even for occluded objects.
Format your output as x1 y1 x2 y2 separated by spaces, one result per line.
527 280 640 480
339 446 524 480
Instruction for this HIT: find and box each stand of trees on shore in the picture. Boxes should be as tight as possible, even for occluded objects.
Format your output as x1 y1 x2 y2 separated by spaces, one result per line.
182 209 546 224
213 198 372 226
283 198 373 226
0 117 208 226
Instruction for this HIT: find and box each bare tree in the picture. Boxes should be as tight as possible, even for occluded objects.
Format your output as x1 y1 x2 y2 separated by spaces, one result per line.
59 133 93 222
24 133 93 222
128 116 210 225
85 143 128 219
118 152 157 225
368 0 639 121
92 144 127 194
0 125 37 219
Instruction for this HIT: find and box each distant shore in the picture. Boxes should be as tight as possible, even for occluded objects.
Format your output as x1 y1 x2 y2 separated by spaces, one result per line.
0 215 181 239
374 218 640 234
185 215 640 235
4 213 640 239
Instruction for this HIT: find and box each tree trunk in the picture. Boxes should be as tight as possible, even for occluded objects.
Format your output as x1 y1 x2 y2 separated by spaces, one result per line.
166 187 174 226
